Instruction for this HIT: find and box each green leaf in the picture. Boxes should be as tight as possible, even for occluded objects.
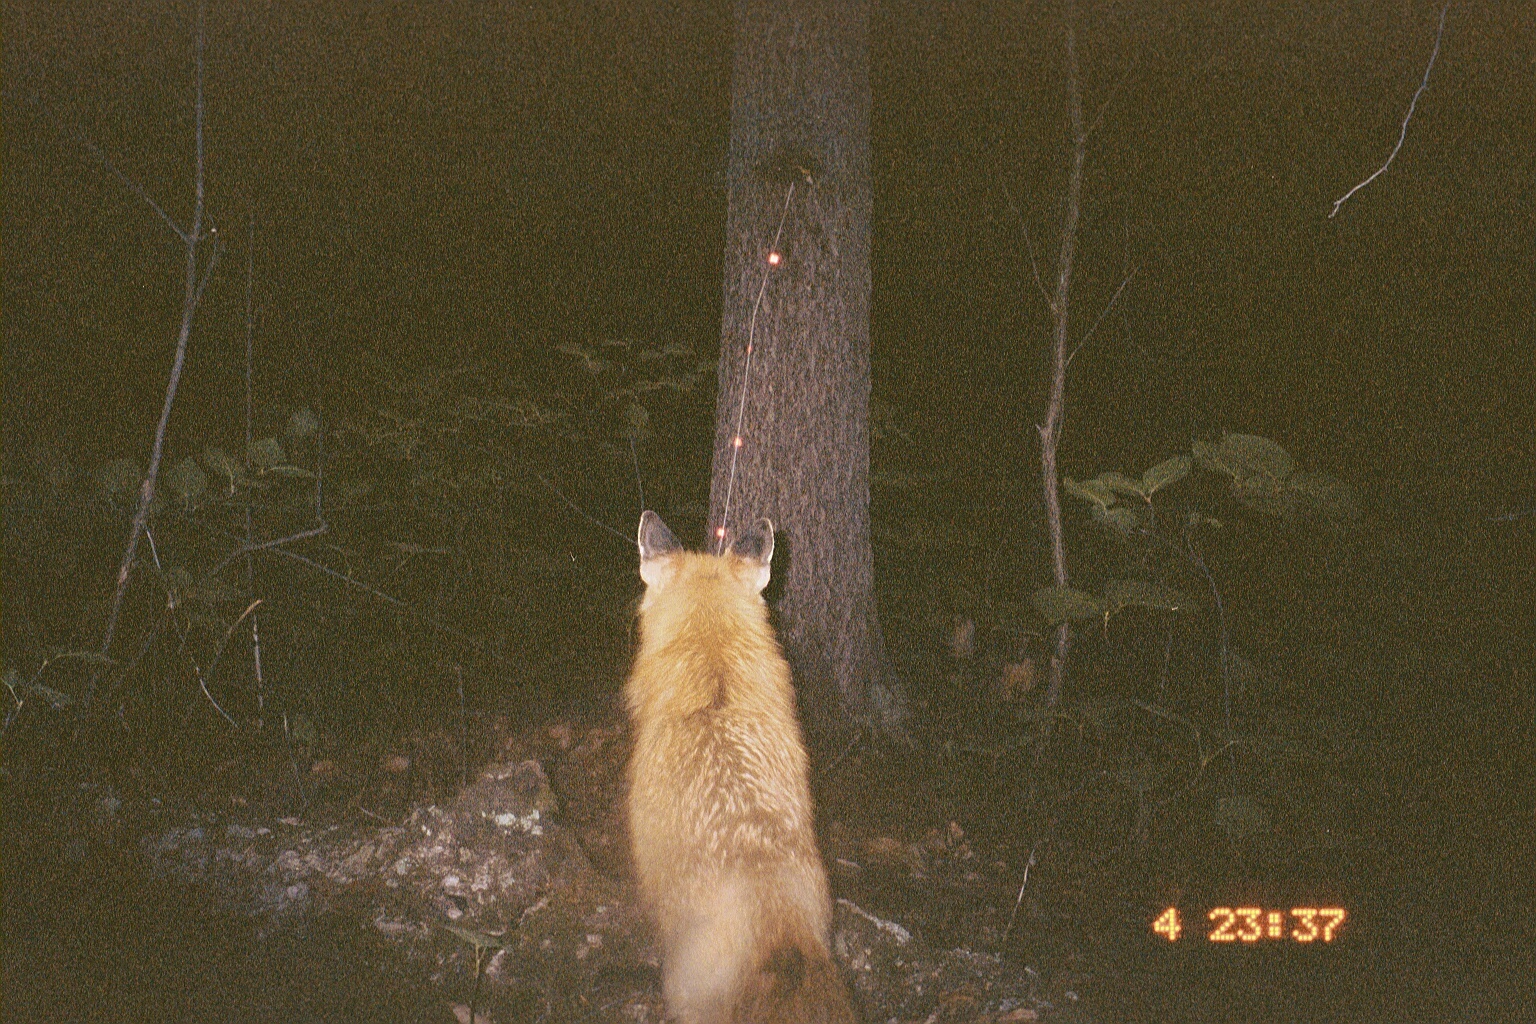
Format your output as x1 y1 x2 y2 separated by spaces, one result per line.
1141 455 1191 495
1063 476 1118 508
1195 433 1294 483
1190 437 1223 475
202 446 240 487
165 456 208 504
32 444 74 495
1030 586 1103 625
1232 477 1295 518
248 437 286 469
1090 504 1141 536
1103 578 1189 615
1224 433 1293 480
1100 471 1145 498
286 406 320 440
268 465 317 480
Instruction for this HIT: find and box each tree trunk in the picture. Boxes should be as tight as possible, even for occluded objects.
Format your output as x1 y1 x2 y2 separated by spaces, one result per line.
1038 5 1086 710
708 0 880 744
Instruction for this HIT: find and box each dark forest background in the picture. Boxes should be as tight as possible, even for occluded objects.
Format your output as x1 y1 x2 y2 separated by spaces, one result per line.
7 2 1530 500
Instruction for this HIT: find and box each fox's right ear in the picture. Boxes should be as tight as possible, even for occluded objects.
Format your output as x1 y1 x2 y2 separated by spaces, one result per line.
731 517 774 593
638 510 682 587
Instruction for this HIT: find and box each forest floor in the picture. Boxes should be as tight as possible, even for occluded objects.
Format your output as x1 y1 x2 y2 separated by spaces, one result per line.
4 631 1527 1023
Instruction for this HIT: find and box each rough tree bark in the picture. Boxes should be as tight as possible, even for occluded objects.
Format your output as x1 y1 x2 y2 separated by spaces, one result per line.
708 0 882 744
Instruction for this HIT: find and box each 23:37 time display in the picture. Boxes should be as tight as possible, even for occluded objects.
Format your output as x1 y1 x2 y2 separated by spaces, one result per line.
1152 905 1347 943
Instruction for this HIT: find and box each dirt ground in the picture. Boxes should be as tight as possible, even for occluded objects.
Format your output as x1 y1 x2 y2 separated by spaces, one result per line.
4 688 1524 1023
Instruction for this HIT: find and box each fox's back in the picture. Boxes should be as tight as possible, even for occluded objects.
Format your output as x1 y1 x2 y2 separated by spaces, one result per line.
627 548 822 908
624 513 853 1024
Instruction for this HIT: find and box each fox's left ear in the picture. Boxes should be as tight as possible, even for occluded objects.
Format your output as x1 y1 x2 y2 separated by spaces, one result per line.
639 510 682 588
731 517 774 592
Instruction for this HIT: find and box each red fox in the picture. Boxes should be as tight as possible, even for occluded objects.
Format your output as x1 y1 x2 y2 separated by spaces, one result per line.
625 511 855 1024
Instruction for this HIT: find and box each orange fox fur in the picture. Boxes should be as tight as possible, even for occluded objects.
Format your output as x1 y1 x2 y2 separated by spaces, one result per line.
625 511 855 1024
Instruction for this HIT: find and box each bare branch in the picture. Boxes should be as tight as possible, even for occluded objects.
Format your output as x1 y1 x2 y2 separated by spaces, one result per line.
531 462 629 542
261 546 487 652
1329 2 1451 219
192 231 223 305
10 88 184 241
191 658 239 727
211 523 331 578
480 442 630 544
1086 52 1140 139
1032 0 1091 712
242 215 269 727
206 599 264 682
1067 266 1138 369
313 400 328 517
94 2 212 706
998 182 1055 313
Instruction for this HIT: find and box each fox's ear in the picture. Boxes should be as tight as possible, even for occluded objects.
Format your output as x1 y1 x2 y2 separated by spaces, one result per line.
731 517 774 592
638 511 682 587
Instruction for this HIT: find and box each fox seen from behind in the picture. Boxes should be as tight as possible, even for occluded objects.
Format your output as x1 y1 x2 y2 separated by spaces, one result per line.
625 511 856 1024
